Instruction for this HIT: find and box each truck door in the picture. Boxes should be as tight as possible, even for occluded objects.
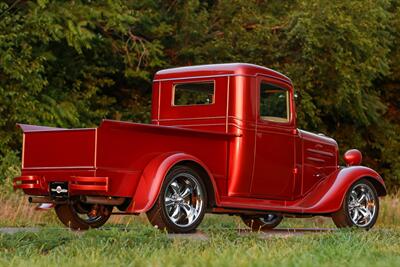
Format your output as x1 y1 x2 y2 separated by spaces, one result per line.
250 77 296 200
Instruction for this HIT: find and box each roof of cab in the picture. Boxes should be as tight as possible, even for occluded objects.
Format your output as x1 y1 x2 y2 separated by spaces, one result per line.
154 63 292 84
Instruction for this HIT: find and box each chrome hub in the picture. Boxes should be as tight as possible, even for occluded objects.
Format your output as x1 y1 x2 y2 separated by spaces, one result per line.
164 173 204 227
260 214 280 225
347 184 376 227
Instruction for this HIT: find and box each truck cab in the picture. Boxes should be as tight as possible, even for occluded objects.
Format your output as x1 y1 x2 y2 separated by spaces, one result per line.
152 63 338 201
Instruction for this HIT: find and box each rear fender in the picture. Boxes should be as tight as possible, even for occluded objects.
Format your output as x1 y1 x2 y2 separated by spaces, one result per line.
300 166 386 213
127 152 219 213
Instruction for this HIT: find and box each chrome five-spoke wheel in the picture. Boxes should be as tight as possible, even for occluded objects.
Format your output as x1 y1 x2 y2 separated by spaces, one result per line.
332 179 379 229
164 173 204 227
347 184 377 227
146 165 207 233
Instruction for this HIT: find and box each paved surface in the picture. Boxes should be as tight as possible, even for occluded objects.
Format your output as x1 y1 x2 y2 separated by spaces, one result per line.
238 228 337 238
0 227 336 239
0 227 41 234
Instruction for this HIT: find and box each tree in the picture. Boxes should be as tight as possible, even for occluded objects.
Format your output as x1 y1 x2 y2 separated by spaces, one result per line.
0 0 399 191
0 0 165 184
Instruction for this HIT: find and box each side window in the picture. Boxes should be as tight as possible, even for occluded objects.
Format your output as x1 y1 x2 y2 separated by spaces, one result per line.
260 82 289 123
173 81 215 106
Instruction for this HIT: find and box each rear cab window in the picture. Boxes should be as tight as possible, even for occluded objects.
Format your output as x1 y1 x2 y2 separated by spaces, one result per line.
173 81 215 106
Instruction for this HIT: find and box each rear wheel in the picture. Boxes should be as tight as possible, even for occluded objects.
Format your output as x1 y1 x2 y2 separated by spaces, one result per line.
241 213 283 231
55 202 112 230
146 165 207 233
332 179 379 229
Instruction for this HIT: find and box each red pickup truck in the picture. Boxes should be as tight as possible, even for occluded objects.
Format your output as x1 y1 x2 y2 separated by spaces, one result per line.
14 63 386 232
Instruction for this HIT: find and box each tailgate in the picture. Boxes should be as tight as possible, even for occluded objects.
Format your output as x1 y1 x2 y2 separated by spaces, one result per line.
20 124 96 169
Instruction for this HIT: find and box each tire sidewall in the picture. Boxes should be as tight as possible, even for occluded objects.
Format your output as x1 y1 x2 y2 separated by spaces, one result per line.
343 179 380 229
71 203 112 228
55 203 112 230
158 165 207 233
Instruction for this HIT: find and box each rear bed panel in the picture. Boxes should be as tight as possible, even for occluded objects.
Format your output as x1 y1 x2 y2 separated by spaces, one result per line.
22 129 96 169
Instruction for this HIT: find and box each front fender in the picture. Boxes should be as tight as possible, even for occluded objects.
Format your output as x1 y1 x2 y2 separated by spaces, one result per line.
299 166 386 214
126 152 218 213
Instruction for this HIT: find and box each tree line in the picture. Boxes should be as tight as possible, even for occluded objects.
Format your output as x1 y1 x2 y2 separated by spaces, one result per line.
0 0 399 190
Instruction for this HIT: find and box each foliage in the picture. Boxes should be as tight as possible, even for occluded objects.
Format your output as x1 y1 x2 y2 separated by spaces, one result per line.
0 0 166 186
0 0 399 190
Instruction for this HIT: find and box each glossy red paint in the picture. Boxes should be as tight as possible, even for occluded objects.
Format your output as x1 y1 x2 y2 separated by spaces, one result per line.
14 63 386 217
344 149 362 166
69 176 109 192
13 176 43 190
218 166 385 214
127 152 219 213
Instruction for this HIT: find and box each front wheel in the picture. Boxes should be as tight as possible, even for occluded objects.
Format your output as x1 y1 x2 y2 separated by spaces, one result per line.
241 214 283 231
332 179 379 229
55 202 112 230
146 165 207 233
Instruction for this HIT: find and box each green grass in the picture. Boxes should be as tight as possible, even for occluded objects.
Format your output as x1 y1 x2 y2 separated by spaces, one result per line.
0 193 399 266
0 213 400 267
0 221 399 267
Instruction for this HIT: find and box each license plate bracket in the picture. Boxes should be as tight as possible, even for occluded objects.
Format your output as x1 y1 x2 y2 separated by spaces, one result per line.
49 182 69 198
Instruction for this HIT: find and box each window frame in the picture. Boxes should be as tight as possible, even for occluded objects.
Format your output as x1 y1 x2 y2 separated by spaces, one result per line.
258 80 291 124
172 80 216 107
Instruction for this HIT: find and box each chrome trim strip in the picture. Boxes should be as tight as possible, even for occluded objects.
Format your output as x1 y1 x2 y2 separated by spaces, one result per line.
23 166 95 170
154 74 251 82
153 116 226 122
226 76 230 133
167 123 227 128
157 81 161 123
306 157 326 163
25 128 97 134
22 133 25 169
307 148 335 157
94 128 98 168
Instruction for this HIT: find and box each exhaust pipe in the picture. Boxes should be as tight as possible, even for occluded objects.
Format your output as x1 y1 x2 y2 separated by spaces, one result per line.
28 195 125 206
28 196 56 210
28 196 54 203
80 196 126 206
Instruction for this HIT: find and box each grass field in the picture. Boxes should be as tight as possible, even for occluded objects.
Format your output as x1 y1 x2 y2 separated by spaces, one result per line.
0 193 399 267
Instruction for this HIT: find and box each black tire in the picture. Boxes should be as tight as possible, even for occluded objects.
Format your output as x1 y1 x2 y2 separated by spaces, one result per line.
146 165 207 233
332 179 379 230
241 214 283 231
55 203 112 230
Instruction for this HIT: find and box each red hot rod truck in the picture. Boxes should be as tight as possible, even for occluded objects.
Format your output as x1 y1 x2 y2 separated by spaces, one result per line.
14 63 386 232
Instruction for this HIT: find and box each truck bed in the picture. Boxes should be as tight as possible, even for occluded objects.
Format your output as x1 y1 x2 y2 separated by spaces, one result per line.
18 120 232 198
